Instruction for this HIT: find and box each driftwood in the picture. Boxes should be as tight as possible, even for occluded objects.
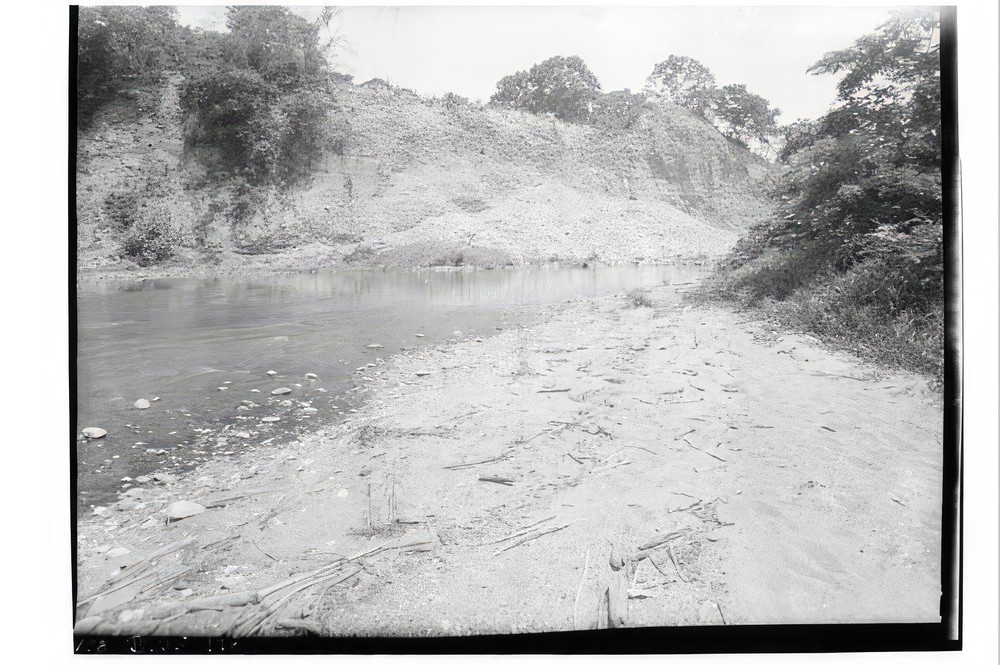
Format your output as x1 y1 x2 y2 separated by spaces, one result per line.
666 544 690 583
622 445 658 456
444 453 509 470
683 438 727 463
78 537 198 606
572 548 591 630
638 530 686 552
484 516 556 546
479 475 514 486
493 522 572 556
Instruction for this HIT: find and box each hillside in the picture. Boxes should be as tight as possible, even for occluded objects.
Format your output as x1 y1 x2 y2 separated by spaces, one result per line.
75 75 778 278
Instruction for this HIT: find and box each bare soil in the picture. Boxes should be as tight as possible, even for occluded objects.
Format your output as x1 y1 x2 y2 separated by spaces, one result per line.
74 285 942 637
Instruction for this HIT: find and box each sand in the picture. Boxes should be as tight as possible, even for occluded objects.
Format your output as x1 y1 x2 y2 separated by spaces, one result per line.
74 284 943 636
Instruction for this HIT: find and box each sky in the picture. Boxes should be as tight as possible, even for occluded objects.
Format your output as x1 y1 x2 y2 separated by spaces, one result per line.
175 4 899 124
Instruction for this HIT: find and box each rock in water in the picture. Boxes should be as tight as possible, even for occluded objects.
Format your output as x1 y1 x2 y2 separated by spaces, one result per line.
272 387 292 395
165 500 205 522
134 399 151 410
82 427 107 439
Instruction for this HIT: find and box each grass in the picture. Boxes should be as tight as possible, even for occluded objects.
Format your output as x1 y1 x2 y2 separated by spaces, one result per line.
701 252 944 385
625 289 654 308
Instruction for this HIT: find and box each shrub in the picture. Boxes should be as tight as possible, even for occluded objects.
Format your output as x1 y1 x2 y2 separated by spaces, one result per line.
626 289 654 308
118 209 179 266
103 191 142 230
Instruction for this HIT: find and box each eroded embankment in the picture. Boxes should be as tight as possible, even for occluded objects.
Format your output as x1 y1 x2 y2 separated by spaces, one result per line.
74 286 942 636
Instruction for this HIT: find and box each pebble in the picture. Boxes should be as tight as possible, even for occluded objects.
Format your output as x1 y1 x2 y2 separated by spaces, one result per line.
261 416 281 423
415 371 432 377
134 399 151 410
301 407 318 415
107 547 131 558
305 372 318 379
272 387 292 395
366 344 383 349
82 427 107 439
266 370 278 376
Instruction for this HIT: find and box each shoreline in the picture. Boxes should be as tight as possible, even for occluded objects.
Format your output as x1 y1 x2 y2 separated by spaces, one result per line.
74 283 943 635
74 243 714 286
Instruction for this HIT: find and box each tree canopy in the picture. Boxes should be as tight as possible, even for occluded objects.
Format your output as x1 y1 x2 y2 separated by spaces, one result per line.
643 55 717 116
179 6 343 186
643 55 780 150
490 55 602 123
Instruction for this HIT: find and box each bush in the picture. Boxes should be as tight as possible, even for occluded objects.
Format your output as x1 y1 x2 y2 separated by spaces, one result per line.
103 191 142 230
626 289 654 308
180 68 279 181
781 262 944 379
118 210 179 266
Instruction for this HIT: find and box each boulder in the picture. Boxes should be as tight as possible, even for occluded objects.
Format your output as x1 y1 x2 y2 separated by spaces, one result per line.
165 500 206 522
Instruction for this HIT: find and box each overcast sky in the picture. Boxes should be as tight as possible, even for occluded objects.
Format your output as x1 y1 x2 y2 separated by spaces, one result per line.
176 4 898 124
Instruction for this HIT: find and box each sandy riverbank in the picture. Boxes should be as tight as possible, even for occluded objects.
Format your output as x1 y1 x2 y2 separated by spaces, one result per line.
74 285 943 636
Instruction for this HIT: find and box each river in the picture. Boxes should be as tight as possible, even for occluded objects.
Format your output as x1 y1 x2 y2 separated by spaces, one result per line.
75 264 699 508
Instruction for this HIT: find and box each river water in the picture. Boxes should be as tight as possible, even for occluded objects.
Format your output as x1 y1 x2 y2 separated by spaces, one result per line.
75 265 699 508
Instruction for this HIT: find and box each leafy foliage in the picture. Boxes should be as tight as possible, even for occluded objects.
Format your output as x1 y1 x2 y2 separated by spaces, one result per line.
179 6 342 187
589 89 649 131
490 55 602 122
644 55 717 116
77 5 178 85
715 9 944 379
118 209 180 266
643 56 780 149
76 5 179 125
711 84 781 147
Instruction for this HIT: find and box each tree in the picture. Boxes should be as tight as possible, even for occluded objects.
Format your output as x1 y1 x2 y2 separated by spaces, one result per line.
77 6 178 88
724 9 943 347
490 55 602 123
223 6 332 91
644 55 717 116
180 7 345 186
710 84 781 147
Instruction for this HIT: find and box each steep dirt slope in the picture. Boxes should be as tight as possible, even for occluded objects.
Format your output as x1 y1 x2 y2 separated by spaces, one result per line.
76 77 778 277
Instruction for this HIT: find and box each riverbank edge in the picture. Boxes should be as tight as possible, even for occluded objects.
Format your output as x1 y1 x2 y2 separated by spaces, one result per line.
74 245 717 286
